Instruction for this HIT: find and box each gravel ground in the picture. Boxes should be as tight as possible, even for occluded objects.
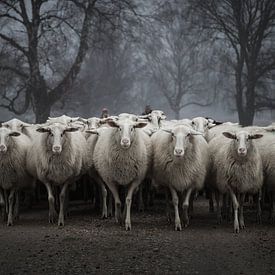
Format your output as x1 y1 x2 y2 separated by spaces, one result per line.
0 198 274 275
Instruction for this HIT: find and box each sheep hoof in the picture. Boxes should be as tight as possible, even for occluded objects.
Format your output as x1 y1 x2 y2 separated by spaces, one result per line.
49 214 57 224
234 226 240 234
239 222 245 229
101 214 108 219
175 223 182 231
7 221 13 226
125 222 131 231
58 222 64 227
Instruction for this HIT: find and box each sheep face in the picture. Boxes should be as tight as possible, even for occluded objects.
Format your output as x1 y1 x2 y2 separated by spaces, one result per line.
2 118 30 133
107 120 147 149
36 123 79 154
223 131 263 157
87 117 102 130
139 110 166 128
163 126 202 158
0 128 21 153
191 117 215 135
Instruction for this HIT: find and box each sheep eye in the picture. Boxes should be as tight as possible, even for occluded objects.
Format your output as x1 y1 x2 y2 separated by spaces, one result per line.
187 133 191 137
192 121 195 125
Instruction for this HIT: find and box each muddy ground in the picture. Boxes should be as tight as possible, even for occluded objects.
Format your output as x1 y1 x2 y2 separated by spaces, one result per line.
0 198 274 275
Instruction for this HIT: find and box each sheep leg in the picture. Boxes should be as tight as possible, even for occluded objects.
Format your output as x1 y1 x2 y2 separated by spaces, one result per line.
229 189 239 233
215 191 222 224
107 183 121 224
4 190 8 215
98 180 108 219
0 190 5 221
58 182 69 227
44 182 57 224
270 191 275 224
7 189 15 226
209 190 214 213
125 180 140 231
165 188 172 223
182 188 193 227
239 193 245 229
256 189 262 224
107 191 113 217
138 184 145 212
13 191 20 221
169 187 181 231
189 192 194 218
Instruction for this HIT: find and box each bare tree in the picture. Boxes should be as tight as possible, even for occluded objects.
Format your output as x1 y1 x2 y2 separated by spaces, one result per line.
142 1 213 119
191 0 275 125
0 0 137 122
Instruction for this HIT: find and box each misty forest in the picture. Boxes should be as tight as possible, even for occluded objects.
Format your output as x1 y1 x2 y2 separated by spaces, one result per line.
0 1 275 274
0 0 274 125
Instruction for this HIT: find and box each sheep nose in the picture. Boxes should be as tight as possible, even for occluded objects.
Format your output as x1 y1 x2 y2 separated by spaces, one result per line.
0 144 6 152
238 148 246 154
122 138 130 145
174 148 183 155
53 145 61 153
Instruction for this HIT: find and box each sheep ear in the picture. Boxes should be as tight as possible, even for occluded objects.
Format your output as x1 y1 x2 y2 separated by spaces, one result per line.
107 120 119 128
208 123 217 129
36 127 50 133
249 134 263 139
85 129 99 135
134 122 147 128
222 132 236 139
9 131 21 137
65 127 79 132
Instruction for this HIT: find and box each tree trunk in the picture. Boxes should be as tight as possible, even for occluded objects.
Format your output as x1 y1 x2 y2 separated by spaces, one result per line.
34 103 51 124
174 108 180 120
32 82 51 123
238 109 254 126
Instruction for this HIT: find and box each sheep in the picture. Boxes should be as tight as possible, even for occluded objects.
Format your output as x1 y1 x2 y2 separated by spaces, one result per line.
151 124 209 230
92 118 151 230
85 124 112 218
0 127 34 226
209 130 264 233
139 110 166 128
2 118 35 139
245 126 275 223
46 115 80 125
26 122 87 226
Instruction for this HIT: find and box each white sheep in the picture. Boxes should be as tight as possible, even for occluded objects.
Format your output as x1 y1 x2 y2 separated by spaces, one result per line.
245 126 275 223
209 130 264 233
92 118 151 230
26 122 87 226
151 124 209 230
0 127 34 226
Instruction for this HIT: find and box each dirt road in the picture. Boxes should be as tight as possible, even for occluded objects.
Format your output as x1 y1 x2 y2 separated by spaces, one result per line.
0 199 274 274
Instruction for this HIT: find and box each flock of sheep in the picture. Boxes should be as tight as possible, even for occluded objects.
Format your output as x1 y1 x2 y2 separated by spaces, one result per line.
0 111 275 233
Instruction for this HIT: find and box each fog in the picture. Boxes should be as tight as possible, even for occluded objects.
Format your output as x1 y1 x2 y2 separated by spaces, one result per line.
0 0 275 125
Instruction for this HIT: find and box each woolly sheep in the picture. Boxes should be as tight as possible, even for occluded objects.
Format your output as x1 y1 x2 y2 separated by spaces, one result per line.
151 124 209 230
92 118 151 230
26 122 87 226
0 127 34 226
209 130 264 233
245 126 275 223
